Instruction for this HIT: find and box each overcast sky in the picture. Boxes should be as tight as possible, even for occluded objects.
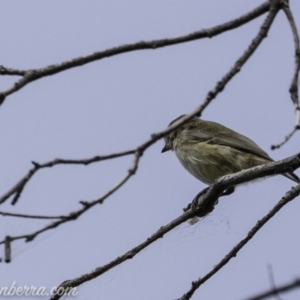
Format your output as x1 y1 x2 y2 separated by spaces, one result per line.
0 1 300 299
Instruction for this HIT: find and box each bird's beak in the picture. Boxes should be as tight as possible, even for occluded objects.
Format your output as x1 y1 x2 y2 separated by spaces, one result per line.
161 144 171 153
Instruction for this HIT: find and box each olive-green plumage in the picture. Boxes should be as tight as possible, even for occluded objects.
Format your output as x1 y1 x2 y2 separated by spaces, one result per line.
162 115 299 192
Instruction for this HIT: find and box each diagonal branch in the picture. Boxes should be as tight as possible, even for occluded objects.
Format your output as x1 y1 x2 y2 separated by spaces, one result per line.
178 183 300 300
193 0 280 117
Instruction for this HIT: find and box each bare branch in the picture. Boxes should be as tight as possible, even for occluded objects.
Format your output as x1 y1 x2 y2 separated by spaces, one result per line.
271 127 297 150
0 2 270 105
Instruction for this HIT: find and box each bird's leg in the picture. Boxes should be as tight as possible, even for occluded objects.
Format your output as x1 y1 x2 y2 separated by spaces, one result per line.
183 186 210 213
184 185 235 218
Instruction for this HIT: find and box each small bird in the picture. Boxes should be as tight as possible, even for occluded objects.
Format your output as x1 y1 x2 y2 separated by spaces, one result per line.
162 115 300 195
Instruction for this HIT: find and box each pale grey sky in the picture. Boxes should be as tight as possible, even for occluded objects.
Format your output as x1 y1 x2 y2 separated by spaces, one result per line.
0 1 300 299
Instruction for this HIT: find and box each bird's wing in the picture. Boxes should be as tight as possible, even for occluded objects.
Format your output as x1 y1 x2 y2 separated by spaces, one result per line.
190 129 300 183
188 128 273 161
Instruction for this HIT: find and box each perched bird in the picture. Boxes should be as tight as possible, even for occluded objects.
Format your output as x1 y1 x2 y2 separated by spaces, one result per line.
162 115 300 195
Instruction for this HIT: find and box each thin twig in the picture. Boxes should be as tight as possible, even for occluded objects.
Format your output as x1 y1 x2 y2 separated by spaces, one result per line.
245 278 300 300
271 127 297 150
0 211 64 219
0 2 270 105
266 264 282 300
0 150 135 205
272 1 300 149
282 3 300 123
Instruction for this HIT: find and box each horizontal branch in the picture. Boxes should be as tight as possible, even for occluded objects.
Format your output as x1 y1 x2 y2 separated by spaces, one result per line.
0 211 64 220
